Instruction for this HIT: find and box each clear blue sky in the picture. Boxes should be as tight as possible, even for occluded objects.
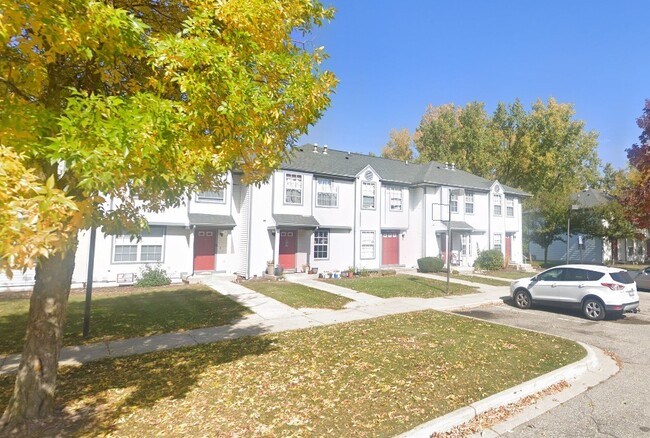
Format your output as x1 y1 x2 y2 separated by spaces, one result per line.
300 1 649 170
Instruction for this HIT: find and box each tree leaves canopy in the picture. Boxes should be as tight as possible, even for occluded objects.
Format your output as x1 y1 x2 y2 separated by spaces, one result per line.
381 128 414 161
0 0 337 271
620 99 650 228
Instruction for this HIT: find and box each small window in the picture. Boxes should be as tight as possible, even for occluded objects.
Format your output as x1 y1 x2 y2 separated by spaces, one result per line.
493 194 502 216
450 193 458 213
360 231 375 259
493 233 502 251
506 196 514 217
284 173 303 205
362 182 376 209
313 230 329 259
316 179 338 207
388 187 402 212
197 189 225 203
465 192 474 214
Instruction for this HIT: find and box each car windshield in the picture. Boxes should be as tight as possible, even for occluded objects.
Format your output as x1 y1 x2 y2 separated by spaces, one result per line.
610 271 634 284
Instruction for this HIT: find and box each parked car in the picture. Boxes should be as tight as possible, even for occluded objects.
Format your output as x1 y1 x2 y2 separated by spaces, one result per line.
630 267 650 291
510 264 639 320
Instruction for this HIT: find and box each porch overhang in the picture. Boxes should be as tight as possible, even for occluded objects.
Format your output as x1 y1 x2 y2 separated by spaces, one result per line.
188 213 236 229
436 221 483 233
271 214 320 229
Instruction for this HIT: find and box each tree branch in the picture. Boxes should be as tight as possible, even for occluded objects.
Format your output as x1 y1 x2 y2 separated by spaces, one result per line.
0 77 36 102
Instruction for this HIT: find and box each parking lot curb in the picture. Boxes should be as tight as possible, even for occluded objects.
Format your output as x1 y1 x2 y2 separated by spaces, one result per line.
397 342 618 437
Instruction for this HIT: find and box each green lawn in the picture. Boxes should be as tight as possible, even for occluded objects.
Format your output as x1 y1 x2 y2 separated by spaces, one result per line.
0 285 250 356
242 280 351 309
324 274 477 298
450 274 512 286
472 270 536 280
0 311 586 437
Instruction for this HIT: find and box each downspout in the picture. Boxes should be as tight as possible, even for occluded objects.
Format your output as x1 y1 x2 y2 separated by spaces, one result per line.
422 186 427 258
271 172 276 265
353 178 358 271
246 186 254 279
488 190 492 250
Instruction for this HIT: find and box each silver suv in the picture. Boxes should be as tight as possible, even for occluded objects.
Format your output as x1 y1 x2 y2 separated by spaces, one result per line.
510 264 640 320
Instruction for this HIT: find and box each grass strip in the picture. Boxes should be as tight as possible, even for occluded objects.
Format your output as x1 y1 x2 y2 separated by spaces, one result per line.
242 280 352 309
324 275 477 298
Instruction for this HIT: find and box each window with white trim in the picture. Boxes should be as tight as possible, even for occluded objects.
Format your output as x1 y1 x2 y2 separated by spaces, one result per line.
284 173 303 205
113 226 165 263
506 196 514 217
388 186 402 211
197 189 225 203
362 182 376 209
316 178 338 207
313 230 329 259
493 194 502 216
360 231 375 259
493 233 502 251
465 192 474 214
450 192 458 213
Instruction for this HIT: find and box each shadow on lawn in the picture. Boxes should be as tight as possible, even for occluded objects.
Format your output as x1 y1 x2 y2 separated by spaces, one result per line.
0 331 276 437
0 288 250 356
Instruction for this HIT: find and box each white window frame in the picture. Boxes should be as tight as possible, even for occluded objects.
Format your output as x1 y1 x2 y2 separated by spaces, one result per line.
362 182 376 210
450 192 458 213
506 196 514 217
313 230 329 260
284 173 303 205
316 178 338 208
493 233 502 251
196 189 226 203
465 192 474 214
493 194 502 216
113 226 165 263
388 186 403 212
360 231 376 259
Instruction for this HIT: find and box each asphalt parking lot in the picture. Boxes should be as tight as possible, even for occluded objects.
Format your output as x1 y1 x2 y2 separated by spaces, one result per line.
454 291 650 437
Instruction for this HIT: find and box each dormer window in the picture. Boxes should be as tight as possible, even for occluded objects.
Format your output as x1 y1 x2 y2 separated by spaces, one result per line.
197 189 225 203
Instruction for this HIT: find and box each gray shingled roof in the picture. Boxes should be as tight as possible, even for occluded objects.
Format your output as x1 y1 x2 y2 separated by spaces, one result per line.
571 189 613 209
283 145 529 196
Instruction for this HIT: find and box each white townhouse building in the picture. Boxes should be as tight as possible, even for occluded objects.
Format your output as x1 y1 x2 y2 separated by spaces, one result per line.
1 145 529 290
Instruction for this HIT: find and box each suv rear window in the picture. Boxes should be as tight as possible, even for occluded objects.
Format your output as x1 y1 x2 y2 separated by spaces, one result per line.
610 271 634 284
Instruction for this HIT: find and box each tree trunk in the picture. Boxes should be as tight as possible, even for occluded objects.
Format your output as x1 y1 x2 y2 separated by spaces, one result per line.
543 246 549 264
1 242 77 434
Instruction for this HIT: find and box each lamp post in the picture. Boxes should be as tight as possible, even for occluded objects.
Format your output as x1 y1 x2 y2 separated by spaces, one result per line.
446 188 465 293
566 203 580 264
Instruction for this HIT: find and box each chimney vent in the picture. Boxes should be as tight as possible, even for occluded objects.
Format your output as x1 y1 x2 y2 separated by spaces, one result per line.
445 162 449 169
313 143 318 153
451 162 456 170
323 145 328 154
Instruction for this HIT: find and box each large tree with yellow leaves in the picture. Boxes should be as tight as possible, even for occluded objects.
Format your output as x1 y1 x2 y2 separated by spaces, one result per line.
0 0 336 431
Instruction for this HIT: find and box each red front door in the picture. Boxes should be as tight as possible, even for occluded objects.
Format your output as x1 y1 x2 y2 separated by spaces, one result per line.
279 231 297 270
382 231 399 265
194 229 216 271
505 235 512 266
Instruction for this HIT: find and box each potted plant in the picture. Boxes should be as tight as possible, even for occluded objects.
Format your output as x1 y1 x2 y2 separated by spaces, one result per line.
347 266 355 278
274 265 284 276
266 260 274 275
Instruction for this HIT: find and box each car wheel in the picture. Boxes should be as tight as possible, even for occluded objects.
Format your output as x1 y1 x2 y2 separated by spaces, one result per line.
583 298 605 321
513 289 532 309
